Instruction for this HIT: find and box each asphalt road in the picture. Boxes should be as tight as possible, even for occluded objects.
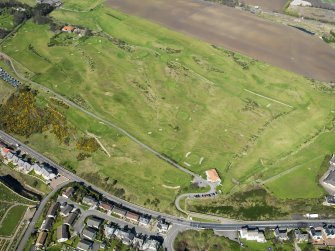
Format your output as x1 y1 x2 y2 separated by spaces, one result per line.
107 0 335 82
0 130 187 223
2 130 335 251
16 181 70 251
57 196 154 236
0 52 207 185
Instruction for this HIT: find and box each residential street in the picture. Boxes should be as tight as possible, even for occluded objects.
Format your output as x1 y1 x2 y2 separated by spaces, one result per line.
57 197 155 236
16 181 70 251
2 129 335 251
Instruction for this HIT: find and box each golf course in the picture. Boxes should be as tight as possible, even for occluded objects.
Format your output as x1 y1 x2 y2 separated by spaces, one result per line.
0 0 334 217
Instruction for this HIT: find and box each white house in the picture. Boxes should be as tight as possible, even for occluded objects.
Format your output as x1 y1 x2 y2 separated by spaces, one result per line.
33 164 42 175
23 162 33 173
239 227 266 243
4 152 14 164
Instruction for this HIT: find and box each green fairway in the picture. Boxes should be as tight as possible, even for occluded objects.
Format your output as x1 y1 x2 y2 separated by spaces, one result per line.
0 205 27 236
264 131 335 199
61 0 105 11
0 0 334 213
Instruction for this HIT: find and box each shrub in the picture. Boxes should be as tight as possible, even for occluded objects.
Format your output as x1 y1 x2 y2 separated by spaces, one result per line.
76 137 100 153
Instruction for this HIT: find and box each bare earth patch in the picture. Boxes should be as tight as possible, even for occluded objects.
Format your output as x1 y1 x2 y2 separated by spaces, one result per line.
107 0 335 82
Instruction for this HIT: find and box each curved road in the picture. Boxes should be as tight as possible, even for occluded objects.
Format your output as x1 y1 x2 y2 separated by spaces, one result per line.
16 181 71 251
0 130 215 225
2 131 335 251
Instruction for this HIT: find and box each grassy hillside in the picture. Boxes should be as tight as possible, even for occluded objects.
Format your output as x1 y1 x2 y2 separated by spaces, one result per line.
0 0 334 214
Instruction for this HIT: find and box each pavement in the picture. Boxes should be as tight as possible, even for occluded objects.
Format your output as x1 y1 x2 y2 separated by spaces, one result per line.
16 181 71 251
57 197 154 236
0 129 214 225
163 225 189 251
3 130 335 251
0 52 209 187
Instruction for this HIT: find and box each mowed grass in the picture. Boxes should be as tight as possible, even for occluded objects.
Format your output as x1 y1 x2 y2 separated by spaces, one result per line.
0 205 27 237
1 2 334 202
61 0 105 11
13 96 192 214
265 130 335 199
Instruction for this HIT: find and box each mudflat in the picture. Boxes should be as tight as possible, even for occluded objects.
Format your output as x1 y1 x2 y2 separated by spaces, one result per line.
107 0 335 82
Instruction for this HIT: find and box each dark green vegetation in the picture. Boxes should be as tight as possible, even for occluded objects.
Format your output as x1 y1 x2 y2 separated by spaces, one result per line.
76 137 100 152
323 30 335 43
0 80 191 215
187 188 335 220
174 230 240 251
0 87 71 143
0 0 56 39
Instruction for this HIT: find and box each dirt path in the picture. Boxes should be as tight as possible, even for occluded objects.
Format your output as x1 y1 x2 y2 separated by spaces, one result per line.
244 89 294 108
162 184 181 189
86 131 111 157
107 0 335 82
